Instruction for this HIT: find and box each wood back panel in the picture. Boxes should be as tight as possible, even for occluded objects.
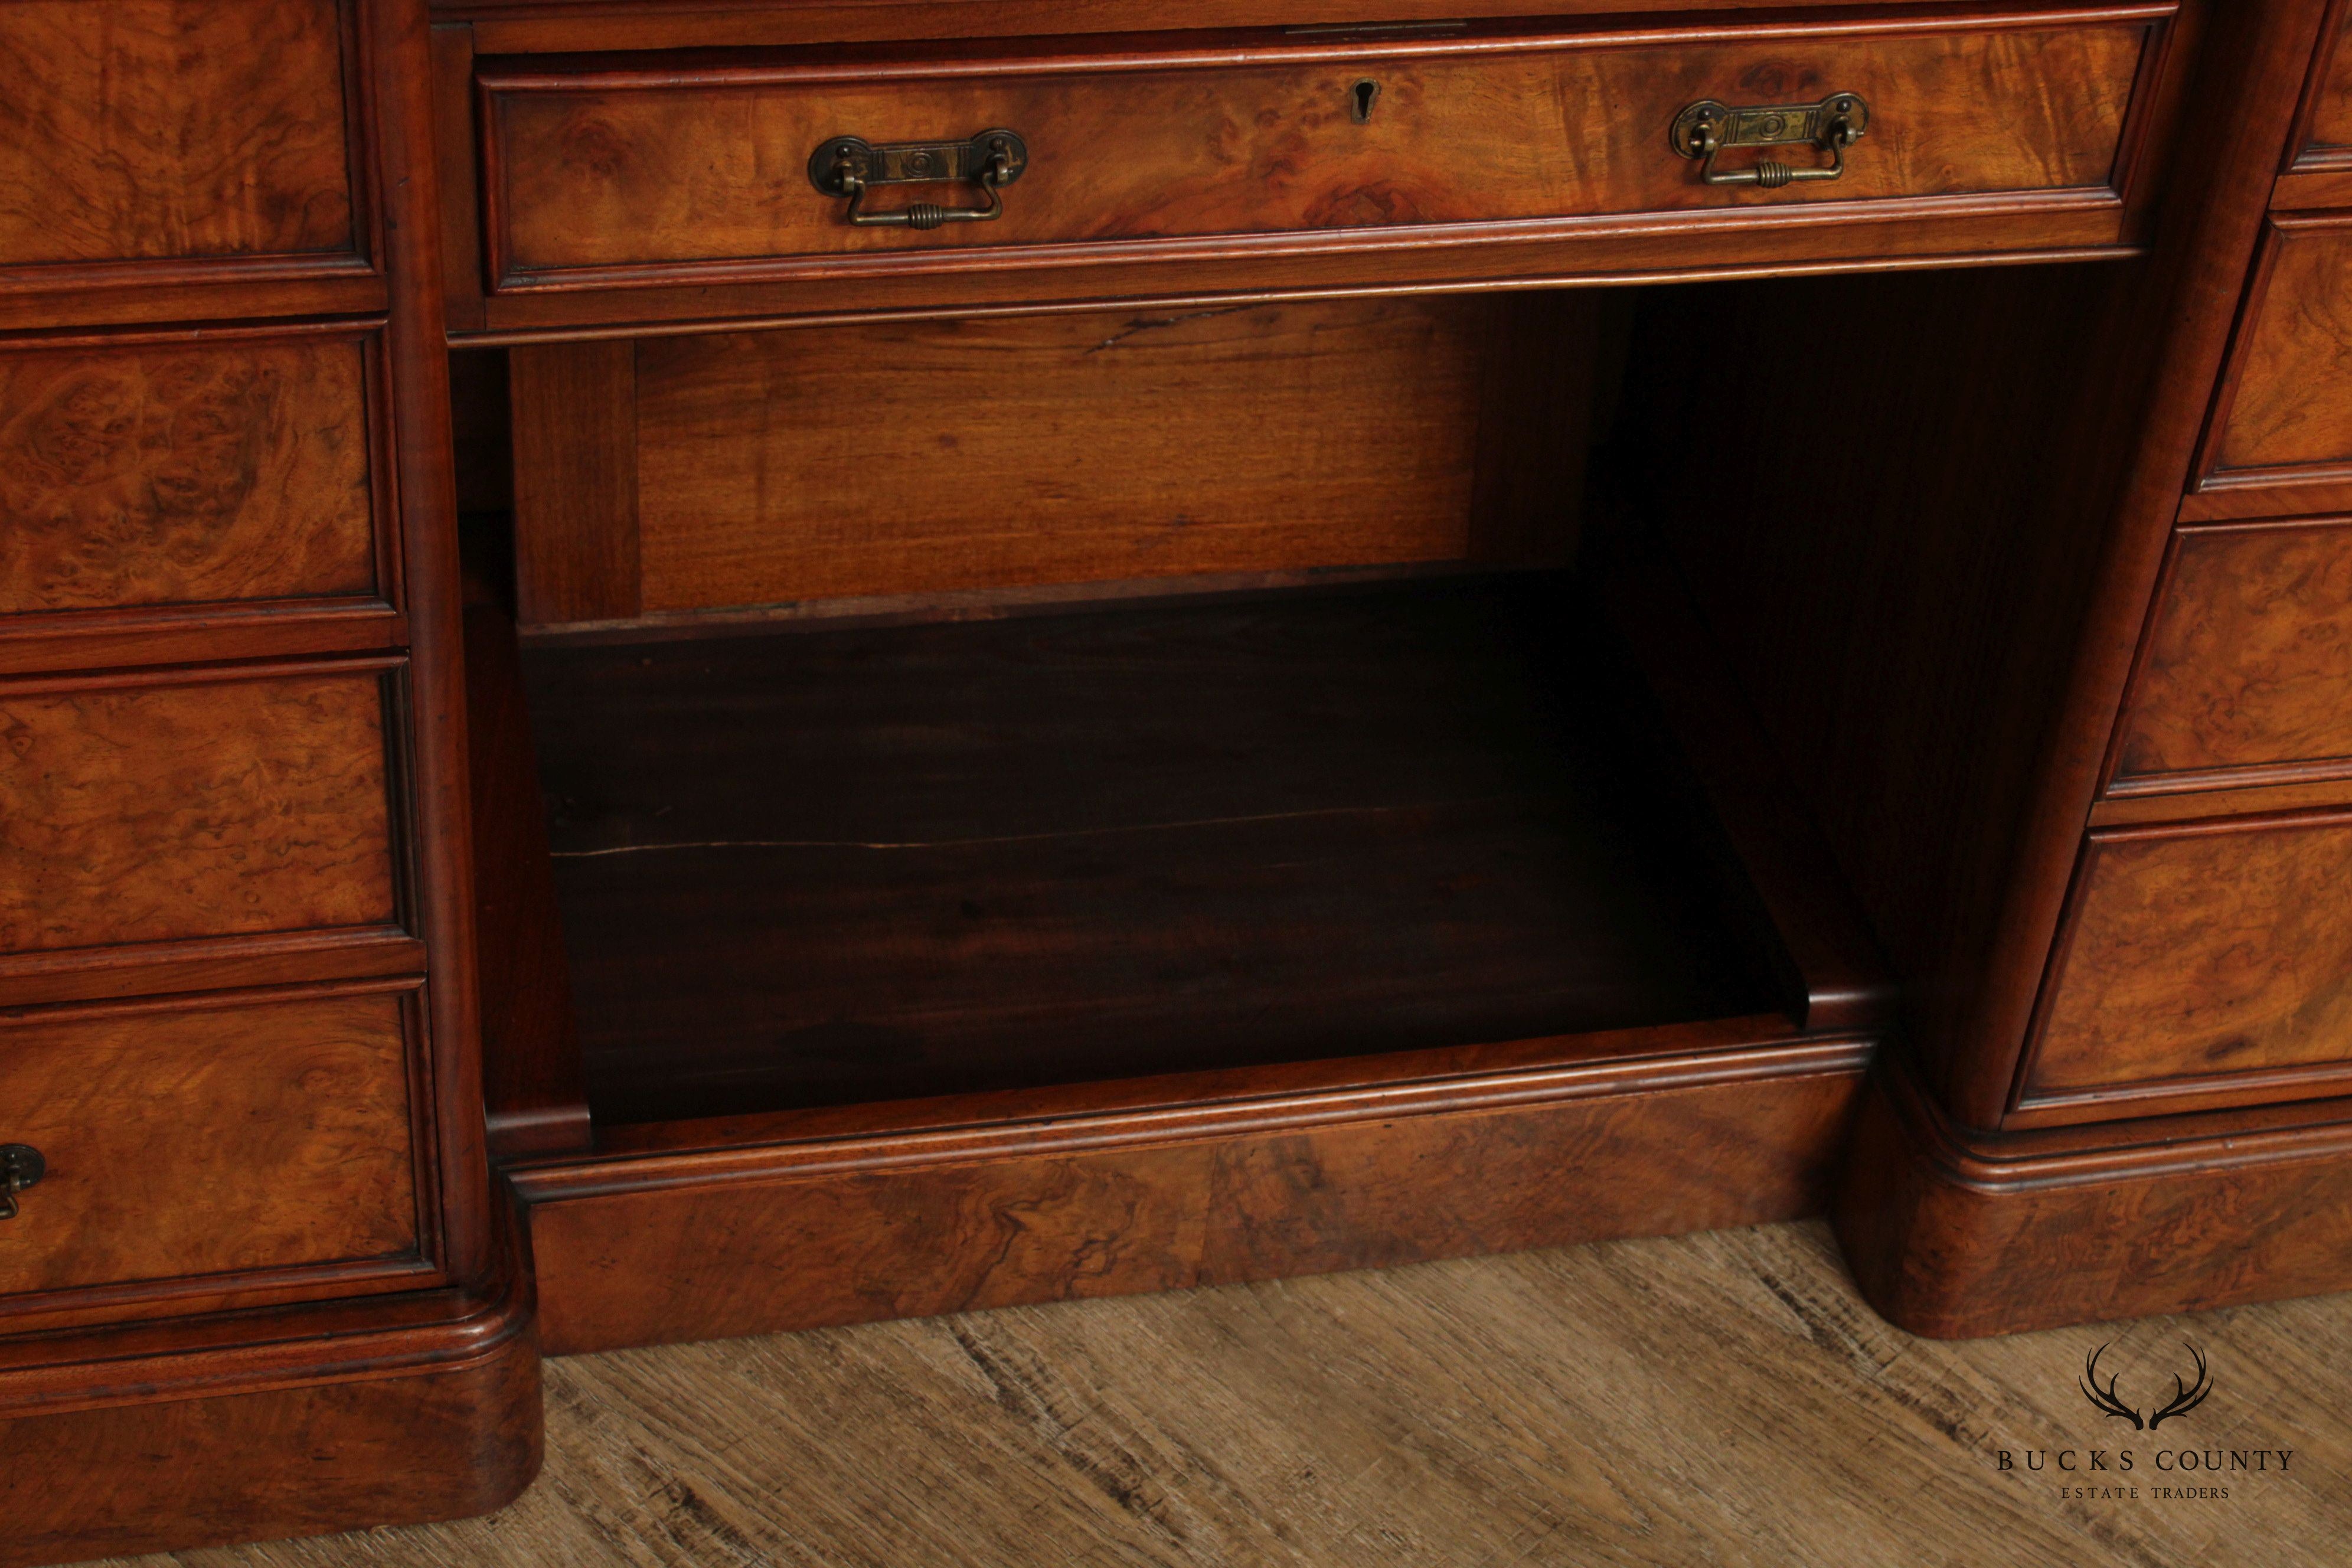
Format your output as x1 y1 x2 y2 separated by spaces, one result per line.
0 0 357 275
2111 518 2352 790
0 987 420 1300
478 8 2161 292
509 296 1592 626
2021 811 2352 1109
0 330 380 618
0 664 399 958
633 301 1484 610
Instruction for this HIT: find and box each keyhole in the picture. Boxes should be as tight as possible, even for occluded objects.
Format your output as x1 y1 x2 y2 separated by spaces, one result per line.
1351 79 1380 123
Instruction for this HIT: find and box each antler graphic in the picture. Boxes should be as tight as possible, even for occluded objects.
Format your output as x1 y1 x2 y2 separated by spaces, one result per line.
2080 1342 2144 1429
2147 1342 2212 1429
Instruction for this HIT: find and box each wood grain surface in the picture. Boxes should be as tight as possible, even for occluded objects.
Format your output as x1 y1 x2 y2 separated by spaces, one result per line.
0 0 356 272
2024 813 2352 1101
0 333 377 616
0 666 397 956
524 580 1781 1118
1624 262 2139 1121
2113 519 2352 787
519 1057 1864 1354
84 1217 2352 1567
2210 218 2352 477
481 12 2155 285
510 339 638 625
1 1300 540 1568
624 300 1491 614
1840 1061 2352 1334
2294 0 2352 166
465 600 590 1159
0 987 419 1300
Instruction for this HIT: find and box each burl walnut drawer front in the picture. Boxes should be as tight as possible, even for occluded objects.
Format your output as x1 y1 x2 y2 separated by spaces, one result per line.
2286 0 2352 177
0 329 383 623
478 5 2166 294
2199 216 2352 491
2112 519 2352 790
0 662 400 976
0 987 422 1303
2021 812 2352 1115
0 0 360 280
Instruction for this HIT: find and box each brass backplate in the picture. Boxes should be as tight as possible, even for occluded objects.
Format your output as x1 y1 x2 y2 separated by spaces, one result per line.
808 130 1031 195
1670 94 1870 159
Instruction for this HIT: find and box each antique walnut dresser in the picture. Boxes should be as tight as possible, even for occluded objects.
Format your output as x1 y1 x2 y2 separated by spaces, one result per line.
6 0 2352 1558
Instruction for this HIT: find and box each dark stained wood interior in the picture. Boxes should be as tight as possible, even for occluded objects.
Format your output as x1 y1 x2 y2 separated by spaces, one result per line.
517 576 1790 1123
1613 260 2158 1123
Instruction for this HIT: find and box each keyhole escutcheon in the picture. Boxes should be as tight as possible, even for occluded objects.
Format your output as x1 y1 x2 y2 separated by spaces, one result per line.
1351 79 1380 123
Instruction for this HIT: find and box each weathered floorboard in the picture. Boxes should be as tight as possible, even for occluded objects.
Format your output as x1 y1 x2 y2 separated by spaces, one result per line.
108 1221 2352 1567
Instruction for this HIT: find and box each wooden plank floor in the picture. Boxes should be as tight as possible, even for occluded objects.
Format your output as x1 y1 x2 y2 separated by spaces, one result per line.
113 1221 2352 1567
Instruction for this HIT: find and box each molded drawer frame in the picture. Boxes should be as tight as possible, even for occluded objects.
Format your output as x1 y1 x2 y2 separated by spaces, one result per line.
0 979 441 1331
471 4 2180 303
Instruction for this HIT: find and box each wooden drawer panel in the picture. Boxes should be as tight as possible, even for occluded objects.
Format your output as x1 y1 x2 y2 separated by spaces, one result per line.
0 663 398 961
0 987 420 1301
0 0 358 279
2196 216 2352 496
479 6 2164 294
0 329 381 619
2021 812 2352 1111
2112 519 2352 790
2289 0 2352 175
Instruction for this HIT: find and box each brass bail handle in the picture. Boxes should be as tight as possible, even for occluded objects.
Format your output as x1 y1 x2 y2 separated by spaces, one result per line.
0 1144 44 1222
1670 93 1868 188
809 130 1029 230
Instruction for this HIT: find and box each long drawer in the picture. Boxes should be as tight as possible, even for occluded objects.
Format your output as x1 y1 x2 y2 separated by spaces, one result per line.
0 985 424 1306
476 4 2171 296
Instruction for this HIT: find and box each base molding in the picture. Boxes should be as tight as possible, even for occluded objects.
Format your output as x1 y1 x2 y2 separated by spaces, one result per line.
511 1033 1871 1355
0 1269 540 1567
1835 1059 2352 1338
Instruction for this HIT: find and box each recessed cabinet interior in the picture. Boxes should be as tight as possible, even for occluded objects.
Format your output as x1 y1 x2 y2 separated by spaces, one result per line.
456 253 2164 1239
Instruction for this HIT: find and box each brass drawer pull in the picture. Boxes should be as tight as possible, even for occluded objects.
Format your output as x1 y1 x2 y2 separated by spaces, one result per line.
0 1144 44 1221
1670 93 1868 188
808 130 1029 230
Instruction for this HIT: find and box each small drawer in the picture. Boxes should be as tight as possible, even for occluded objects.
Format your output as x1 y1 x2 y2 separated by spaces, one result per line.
478 6 2167 295
0 0 358 279
0 329 383 620
2196 215 2352 492
0 986 422 1302
2112 519 2352 790
2021 812 2352 1112
0 661 400 966
2288 0 2352 175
